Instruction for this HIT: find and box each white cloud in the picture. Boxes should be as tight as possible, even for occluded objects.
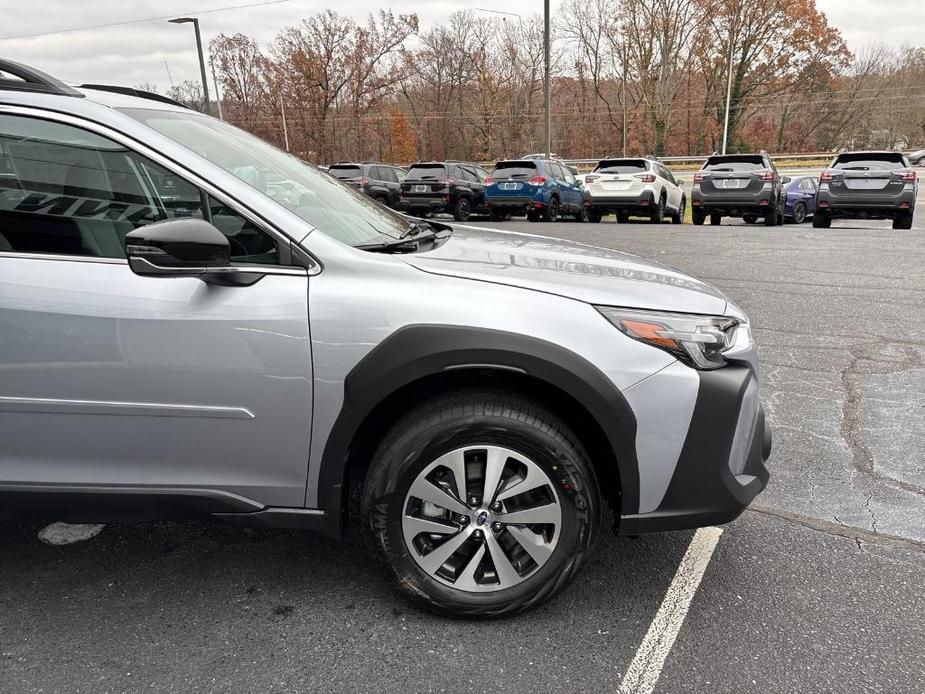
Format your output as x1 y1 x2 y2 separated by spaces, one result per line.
1 0 920 91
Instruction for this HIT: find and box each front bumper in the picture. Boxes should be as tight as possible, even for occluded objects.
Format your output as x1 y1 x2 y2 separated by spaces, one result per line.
619 365 771 534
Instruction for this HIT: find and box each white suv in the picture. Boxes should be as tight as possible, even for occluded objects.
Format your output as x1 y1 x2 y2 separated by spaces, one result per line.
583 158 686 224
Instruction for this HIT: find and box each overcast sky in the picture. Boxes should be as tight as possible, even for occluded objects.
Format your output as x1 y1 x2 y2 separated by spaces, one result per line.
1 0 922 92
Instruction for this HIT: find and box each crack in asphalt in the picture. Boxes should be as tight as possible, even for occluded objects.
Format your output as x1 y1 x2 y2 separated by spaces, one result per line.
838 343 925 500
750 505 925 554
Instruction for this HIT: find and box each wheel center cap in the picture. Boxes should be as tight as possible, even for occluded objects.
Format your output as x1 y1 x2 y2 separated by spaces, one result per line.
475 511 489 527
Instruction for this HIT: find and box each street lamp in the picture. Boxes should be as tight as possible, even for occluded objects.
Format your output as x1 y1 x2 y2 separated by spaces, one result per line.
168 17 211 115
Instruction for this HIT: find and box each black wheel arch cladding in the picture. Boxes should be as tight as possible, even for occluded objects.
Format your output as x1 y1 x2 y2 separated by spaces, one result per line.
316 325 640 536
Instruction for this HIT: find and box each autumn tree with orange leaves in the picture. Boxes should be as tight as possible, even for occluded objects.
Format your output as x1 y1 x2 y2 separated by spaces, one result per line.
199 2 923 164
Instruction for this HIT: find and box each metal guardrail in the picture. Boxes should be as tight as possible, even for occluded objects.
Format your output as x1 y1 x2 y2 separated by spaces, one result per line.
562 152 837 168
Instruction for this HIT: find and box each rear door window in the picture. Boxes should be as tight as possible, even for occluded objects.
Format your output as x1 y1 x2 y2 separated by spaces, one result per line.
703 156 765 172
833 154 906 170
594 160 648 174
406 164 446 180
329 165 362 179
492 162 538 179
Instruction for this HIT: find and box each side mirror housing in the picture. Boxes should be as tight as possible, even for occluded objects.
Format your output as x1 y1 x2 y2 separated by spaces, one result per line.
125 218 261 285
781 176 791 184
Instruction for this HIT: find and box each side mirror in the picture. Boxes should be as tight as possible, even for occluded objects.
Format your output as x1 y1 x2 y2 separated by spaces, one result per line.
781 176 791 184
125 218 259 285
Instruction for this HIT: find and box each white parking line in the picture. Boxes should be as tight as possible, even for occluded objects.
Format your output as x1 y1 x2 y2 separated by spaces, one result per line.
617 527 724 694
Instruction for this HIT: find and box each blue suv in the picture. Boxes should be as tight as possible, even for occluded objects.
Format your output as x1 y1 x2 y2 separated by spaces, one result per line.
485 158 586 222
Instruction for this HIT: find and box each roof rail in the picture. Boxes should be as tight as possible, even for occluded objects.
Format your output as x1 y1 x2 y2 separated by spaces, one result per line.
79 84 188 109
0 58 84 98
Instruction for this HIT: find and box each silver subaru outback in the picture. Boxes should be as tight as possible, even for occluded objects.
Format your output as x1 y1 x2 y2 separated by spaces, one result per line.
0 60 770 617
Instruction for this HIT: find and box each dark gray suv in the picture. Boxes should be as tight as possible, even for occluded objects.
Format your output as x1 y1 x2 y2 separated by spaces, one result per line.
815 151 918 229
691 152 786 226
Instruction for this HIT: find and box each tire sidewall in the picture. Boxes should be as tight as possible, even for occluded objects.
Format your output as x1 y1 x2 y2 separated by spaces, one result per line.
364 409 597 617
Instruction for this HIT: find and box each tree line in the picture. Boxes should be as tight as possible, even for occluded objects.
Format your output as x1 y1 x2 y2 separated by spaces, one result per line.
157 0 925 165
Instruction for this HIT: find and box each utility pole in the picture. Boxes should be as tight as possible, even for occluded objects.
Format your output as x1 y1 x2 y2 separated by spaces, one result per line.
168 17 211 115
209 57 224 120
622 39 628 157
721 5 740 155
543 0 551 158
280 94 290 152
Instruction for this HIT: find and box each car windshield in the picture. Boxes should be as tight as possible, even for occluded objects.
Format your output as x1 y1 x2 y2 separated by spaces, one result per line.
406 164 446 180
329 165 363 179
833 155 905 170
594 160 648 174
492 162 538 178
122 108 408 246
704 157 765 172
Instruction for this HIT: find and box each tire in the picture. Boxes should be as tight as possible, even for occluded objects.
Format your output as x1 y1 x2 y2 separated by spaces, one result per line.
588 209 603 223
710 213 722 226
616 210 630 224
542 197 560 222
692 208 706 226
453 197 472 222
742 214 758 224
791 202 807 225
362 389 601 618
650 195 666 223
893 212 914 230
489 208 505 223
764 210 777 226
527 210 540 223
669 197 685 224
374 195 389 207
813 211 831 228
574 206 590 223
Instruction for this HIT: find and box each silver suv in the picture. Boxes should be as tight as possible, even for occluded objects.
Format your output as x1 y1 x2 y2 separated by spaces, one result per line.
0 61 770 617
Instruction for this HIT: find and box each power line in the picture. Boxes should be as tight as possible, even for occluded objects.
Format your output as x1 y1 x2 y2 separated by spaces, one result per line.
0 0 297 42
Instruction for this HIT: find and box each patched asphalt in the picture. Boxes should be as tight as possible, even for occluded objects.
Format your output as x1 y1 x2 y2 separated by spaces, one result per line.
2 204 924 693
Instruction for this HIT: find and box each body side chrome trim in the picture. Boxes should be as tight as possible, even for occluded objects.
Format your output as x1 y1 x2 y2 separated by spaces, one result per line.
0 396 255 419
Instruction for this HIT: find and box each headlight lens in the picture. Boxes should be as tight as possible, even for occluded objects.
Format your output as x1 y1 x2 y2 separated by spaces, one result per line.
597 306 739 370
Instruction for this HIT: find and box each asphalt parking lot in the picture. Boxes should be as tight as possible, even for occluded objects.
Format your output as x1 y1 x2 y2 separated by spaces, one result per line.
3 210 925 693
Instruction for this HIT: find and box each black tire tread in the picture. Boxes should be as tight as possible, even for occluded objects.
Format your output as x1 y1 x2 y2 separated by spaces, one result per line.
361 388 600 618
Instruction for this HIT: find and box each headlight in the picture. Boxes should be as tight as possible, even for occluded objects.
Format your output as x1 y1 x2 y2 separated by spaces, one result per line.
597 306 739 370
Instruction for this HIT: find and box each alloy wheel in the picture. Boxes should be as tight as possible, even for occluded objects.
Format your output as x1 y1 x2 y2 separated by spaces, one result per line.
402 445 561 593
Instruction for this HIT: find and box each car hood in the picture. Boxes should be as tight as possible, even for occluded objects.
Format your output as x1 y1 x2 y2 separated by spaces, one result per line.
401 225 729 315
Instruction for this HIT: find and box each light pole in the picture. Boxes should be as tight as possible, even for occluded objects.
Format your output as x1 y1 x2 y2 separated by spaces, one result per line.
209 56 224 120
168 17 211 115
543 0 551 158
720 5 740 155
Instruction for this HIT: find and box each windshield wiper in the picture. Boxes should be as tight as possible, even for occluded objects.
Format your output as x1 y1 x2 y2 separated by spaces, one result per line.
355 220 450 253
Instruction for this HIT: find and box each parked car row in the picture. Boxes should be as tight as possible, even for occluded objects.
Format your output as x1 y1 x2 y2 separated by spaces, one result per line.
329 150 917 229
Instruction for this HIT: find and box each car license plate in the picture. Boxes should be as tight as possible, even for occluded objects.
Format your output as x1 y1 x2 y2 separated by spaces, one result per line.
845 179 888 190
501 182 521 191
602 181 631 191
414 185 428 193
718 179 746 189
